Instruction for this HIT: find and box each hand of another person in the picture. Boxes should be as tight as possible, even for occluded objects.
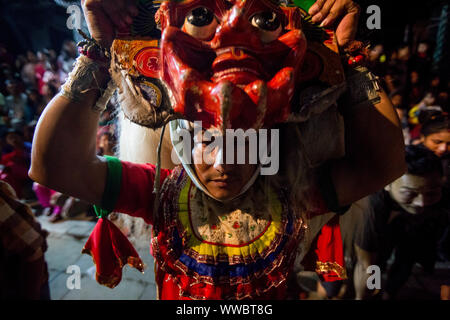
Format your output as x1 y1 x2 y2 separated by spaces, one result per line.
81 0 139 48
308 0 361 47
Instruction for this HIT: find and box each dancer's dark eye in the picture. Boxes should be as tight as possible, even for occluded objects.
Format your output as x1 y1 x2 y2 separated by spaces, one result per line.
250 11 282 43
184 7 218 40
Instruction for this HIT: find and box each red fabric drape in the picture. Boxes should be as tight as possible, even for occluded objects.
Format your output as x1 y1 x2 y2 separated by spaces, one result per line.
314 215 346 282
82 218 144 288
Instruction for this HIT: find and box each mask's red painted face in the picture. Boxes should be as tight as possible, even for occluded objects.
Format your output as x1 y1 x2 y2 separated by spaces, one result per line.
157 0 307 130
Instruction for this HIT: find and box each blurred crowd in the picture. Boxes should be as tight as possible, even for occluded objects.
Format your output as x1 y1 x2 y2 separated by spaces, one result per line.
0 39 119 299
367 41 449 146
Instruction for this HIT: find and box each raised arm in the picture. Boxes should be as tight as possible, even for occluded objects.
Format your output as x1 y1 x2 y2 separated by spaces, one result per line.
29 78 108 205
308 0 406 207
29 0 139 205
331 70 406 207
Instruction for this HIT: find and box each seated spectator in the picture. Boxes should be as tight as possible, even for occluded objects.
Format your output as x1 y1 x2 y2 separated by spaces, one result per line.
429 74 443 96
32 183 60 218
33 183 90 223
42 59 62 91
0 129 32 198
41 80 60 105
419 111 450 262
0 180 50 299
352 145 449 299
0 94 8 138
389 44 410 91
20 51 38 90
26 89 44 120
367 44 386 76
436 90 449 113
0 43 14 67
420 111 450 160
0 91 5 112
406 70 425 107
57 40 77 82
23 121 37 144
34 51 49 96
49 191 91 222
4 79 31 122
409 41 432 83
381 69 401 95
389 90 410 145
408 92 441 141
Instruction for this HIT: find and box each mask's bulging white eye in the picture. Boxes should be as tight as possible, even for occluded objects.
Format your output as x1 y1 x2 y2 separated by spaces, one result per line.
183 7 218 40
251 11 282 43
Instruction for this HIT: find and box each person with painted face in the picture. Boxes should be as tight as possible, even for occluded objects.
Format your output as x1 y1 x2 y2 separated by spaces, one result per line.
30 0 405 299
353 145 449 300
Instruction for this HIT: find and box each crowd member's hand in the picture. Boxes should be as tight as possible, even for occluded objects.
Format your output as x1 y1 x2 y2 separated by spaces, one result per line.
308 0 361 47
81 0 139 48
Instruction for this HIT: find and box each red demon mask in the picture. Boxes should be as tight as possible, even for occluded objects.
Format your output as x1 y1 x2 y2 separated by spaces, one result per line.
110 0 345 130
157 0 306 130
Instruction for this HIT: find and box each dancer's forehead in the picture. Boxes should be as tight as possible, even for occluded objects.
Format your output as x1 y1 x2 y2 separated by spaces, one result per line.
191 127 268 147
192 127 221 143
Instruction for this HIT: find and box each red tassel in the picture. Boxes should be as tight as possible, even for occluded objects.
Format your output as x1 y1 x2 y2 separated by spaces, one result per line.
82 218 145 288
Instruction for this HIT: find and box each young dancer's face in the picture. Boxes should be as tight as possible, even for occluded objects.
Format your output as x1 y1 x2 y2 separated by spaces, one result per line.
192 129 257 200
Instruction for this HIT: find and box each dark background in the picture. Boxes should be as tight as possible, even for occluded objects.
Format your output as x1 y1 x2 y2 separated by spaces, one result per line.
0 0 73 54
356 0 447 48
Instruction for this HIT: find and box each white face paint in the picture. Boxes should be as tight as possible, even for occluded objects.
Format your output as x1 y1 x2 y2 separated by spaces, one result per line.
190 124 279 174
213 145 224 169
192 127 224 166
172 120 279 175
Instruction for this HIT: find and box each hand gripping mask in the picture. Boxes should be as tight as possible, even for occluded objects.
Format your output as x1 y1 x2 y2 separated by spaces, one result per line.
110 0 346 131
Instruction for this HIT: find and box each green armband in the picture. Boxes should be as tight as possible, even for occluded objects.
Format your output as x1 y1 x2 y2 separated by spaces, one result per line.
94 155 122 218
